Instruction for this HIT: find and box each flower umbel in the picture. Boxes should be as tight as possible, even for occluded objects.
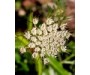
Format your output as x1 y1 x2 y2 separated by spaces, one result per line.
20 17 71 64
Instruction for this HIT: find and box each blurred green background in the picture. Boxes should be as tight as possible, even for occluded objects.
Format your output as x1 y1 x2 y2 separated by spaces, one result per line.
15 0 75 75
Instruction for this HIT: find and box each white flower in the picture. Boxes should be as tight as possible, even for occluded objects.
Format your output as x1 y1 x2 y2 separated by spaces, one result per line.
50 42 54 47
20 47 26 54
56 46 60 52
48 32 53 37
52 50 58 56
40 23 46 30
43 35 49 40
46 18 54 25
53 30 57 36
39 44 44 47
45 45 49 50
41 48 46 52
66 32 71 39
56 43 60 47
35 47 40 52
42 40 47 47
38 36 43 41
61 46 67 52
31 36 37 42
24 31 31 39
46 51 52 56
40 52 45 57
33 18 38 25
44 58 49 64
43 29 48 35
60 31 68 37
56 31 61 37
60 23 67 30
40 53 44 58
31 27 36 35
32 52 38 58
52 23 58 30
54 37 58 42
47 25 52 32
50 46 56 51
37 29 42 35
49 37 53 43
35 41 41 45
28 42 35 48
54 41 58 45
59 39 66 45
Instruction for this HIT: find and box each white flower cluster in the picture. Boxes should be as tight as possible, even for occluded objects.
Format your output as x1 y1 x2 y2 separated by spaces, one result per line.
20 17 71 64
20 47 26 54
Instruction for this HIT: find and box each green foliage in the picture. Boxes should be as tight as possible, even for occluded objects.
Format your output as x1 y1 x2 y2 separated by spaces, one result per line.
15 35 29 48
15 1 21 10
35 56 42 75
15 49 29 72
15 51 21 63
48 56 71 75
68 41 75 50
27 12 33 31
54 0 65 9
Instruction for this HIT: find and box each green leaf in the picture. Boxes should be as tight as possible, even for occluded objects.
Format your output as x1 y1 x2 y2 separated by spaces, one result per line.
68 41 75 50
15 35 29 48
48 56 71 75
64 54 75 61
58 0 65 9
23 52 33 63
42 69 49 75
15 1 21 10
21 62 29 71
27 12 33 30
54 0 65 9
15 52 21 63
35 56 42 75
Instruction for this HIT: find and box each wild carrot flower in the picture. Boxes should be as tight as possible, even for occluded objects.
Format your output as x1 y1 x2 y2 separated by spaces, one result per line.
20 47 26 54
20 17 71 64
33 18 38 25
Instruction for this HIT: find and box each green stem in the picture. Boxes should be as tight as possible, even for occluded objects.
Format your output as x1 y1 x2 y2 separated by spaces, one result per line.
61 61 75 65
64 54 75 61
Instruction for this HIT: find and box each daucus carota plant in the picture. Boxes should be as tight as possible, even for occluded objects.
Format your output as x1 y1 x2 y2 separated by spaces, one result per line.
20 17 71 64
